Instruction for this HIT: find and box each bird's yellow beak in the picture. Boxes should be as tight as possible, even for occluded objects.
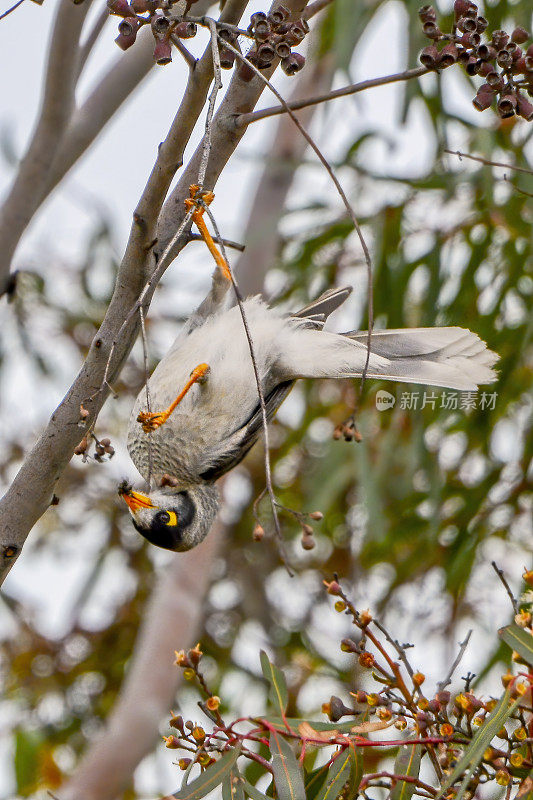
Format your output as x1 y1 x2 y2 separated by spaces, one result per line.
119 487 155 514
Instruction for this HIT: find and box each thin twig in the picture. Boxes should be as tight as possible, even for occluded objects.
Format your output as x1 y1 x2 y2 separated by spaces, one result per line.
139 306 154 489
171 34 197 70
492 561 519 614
437 630 472 693
188 232 245 251
0 0 24 22
444 149 533 176
236 67 428 127
372 619 415 679
213 32 375 391
202 195 294 576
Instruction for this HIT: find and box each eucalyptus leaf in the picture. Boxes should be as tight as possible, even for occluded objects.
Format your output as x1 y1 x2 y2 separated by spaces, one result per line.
499 623 533 666
260 650 289 716
270 729 306 800
170 747 241 800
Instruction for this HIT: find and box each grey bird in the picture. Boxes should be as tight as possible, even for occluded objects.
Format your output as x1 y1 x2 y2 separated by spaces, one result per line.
120 271 497 552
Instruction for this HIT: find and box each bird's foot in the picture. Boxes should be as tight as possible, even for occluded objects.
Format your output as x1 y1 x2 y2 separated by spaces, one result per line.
137 363 210 434
185 186 231 281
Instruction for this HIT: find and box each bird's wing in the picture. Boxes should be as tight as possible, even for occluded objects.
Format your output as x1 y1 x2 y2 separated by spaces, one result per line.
199 380 293 481
292 285 352 323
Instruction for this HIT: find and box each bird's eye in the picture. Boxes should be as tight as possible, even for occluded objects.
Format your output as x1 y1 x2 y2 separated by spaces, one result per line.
155 511 170 525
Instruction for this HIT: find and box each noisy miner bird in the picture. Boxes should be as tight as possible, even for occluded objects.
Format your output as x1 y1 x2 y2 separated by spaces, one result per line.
119 188 498 553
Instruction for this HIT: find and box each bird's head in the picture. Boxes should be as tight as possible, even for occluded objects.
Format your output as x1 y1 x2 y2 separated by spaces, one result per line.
118 480 218 552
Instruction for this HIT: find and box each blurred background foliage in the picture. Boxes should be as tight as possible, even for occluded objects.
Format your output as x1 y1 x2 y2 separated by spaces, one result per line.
0 0 532 796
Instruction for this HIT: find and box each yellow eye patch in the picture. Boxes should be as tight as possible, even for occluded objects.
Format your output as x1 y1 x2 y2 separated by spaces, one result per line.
166 511 178 527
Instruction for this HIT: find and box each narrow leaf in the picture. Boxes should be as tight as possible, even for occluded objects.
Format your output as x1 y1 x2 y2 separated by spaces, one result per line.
167 747 241 800
438 689 520 800
499 624 533 666
344 743 363 800
315 748 354 800
260 650 288 716
305 765 330 800
241 778 272 800
390 742 422 800
268 715 367 735
222 767 245 800
270 728 306 800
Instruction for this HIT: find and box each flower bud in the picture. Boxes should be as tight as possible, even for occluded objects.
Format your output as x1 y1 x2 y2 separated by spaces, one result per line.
206 696 220 711
178 758 191 770
413 672 426 686
341 638 359 653
309 511 323 520
301 534 315 550
163 734 180 748
436 690 451 705
253 523 264 541
74 437 88 456
358 651 375 668
192 726 205 743
324 579 342 595
170 714 184 731
326 695 352 721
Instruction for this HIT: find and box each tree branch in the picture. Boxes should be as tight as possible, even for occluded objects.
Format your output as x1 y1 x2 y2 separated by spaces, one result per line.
235 66 428 127
0 0 308 586
0 0 92 294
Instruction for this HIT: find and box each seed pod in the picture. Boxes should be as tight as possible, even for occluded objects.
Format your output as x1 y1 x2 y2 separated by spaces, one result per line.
422 21 440 39
465 56 481 75
285 20 307 44
516 92 533 120
254 19 271 41
464 4 477 18
512 27 529 44
513 57 528 74
281 52 305 75
457 16 477 33
497 49 512 68
478 61 493 77
492 30 509 50
418 5 436 23
151 13 170 37
100 438 111 447
174 20 197 39
439 42 458 67
274 39 291 59
525 55 533 71
249 10 267 28
256 41 275 67
268 5 289 27
219 47 235 69
457 48 470 64
486 70 503 90
115 18 140 50
475 15 488 32
107 0 135 17
497 92 517 118
153 38 172 64
453 0 472 20
420 44 439 68
309 511 323 520
477 43 496 61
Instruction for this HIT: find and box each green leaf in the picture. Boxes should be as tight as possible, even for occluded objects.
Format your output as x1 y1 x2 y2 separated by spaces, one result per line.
437 689 521 800
170 747 241 800
241 778 272 800
315 748 354 800
305 765 330 800
14 729 43 794
390 742 422 800
345 744 363 800
499 624 533 666
222 767 245 800
260 650 288 717
270 728 306 800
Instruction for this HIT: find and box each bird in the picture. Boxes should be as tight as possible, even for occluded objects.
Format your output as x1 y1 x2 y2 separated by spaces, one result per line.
119 187 498 552
120 275 498 552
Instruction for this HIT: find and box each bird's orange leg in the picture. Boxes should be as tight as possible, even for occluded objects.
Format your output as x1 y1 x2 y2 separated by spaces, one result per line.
185 185 231 281
137 363 210 433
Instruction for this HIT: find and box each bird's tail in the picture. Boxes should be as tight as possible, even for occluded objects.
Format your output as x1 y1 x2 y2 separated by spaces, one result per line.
344 328 498 390
284 326 498 391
